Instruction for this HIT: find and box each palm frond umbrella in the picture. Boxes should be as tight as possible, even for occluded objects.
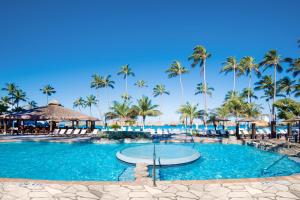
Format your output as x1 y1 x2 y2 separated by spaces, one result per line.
237 118 259 139
283 117 300 143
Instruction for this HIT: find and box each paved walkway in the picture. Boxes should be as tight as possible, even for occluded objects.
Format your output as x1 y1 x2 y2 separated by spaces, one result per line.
0 175 300 200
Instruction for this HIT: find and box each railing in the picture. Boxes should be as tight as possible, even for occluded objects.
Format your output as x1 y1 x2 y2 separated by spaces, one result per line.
261 155 288 175
152 143 157 186
117 168 127 181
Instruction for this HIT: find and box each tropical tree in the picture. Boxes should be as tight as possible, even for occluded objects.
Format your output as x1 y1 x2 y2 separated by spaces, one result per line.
220 57 242 92
195 83 214 97
12 89 26 108
0 96 10 108
224 90 239 101
102 75 115 107
117 64 135 94
73 97 86 111
239 56 260 102
121 93 132 102
85 95 97 116
177 102 199 127
132 96 161 128
242 103 262 118
240 88 258 103
40 85 56 105
277 77 296 97
273 98 300 120
153 84 170 97
134 80 148 88
2 83 18 108
27 100 38 109
286 58 300 77
188 45 211 127
166 61 188 102
294 80 300 97
106 101 136 125
259 50 286 137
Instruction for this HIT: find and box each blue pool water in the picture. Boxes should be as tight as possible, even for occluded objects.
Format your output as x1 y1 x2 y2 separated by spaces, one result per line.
0 142 299 181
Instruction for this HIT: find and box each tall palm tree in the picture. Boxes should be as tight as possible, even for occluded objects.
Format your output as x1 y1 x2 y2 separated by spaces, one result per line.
239 56 260 103
195 83 214 97
117 64 135 94
259 50 285 133
153 84 170 120
132 96 161 128
102 75 115 108
91 74 105 118
294 80 300 98
106 101 136 125
40 85 56 105
121 93 132 102
73 97 86 112
12 89 26 108
177 102 199 127
224 90 239 101
27 101 38 109
1 96 11 107
135 80 148 88
166 61 188 102
85 95 97 116
278 77 296 97
286 58 300 77
188 45 211 127
220 57 242 92
2 83 18 108
240 88 258 103
153 84 170 97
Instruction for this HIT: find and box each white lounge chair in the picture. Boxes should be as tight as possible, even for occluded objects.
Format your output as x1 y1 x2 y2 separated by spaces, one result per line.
52 129 60 135
66 129 73 136
91 129 99 135
59 129 67 136
80 129 87 135
73 129 81 136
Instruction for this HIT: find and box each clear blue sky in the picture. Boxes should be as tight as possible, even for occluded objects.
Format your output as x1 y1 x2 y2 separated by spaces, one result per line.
0 0 299 123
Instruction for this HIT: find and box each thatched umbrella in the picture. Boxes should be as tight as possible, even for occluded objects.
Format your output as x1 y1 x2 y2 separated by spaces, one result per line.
236 118 259 139
214 117 230 130
283 117 300 143
0 100 98 132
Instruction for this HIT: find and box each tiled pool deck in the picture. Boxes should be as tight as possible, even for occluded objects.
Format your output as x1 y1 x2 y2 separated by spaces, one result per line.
0 175 300 200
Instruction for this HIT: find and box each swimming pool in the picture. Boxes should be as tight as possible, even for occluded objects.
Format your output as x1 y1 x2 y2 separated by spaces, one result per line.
0 142 299 181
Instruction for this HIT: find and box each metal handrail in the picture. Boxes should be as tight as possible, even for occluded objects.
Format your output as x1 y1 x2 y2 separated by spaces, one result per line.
152 143 157 187
117 168 127 181
261 155 287 175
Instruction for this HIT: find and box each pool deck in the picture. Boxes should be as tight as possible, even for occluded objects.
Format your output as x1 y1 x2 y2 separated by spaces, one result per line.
0 175 300 200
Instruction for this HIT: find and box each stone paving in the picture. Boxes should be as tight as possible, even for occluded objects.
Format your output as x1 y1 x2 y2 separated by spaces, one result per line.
1 175 300 200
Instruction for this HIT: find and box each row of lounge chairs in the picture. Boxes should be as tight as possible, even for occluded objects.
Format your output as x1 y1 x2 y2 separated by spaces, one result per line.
51 129 99 136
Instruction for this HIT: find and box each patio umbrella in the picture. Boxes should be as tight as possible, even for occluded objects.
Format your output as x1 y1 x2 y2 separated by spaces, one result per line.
283 117 300 143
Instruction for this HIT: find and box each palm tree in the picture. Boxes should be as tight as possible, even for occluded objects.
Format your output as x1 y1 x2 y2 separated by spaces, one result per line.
85 95 97 116
153 84 170 97
177 102 199 127
259 50 286 137
1 96 11 107
239 56 260 103
135 80 148 88
188 45 211 127
121 93 132 102
73 97 86 112
106 101 136 125
294 80 300 97
40 85 56 105
240 88 258 103
278 77 296 97
224 90 239 101
132 96 161 128
12 89 26 108
220 57 242 92
27 101 38 109
286 58 300 77
166 61 188 102
2 83 18 108
102 75 115 108
273 98 300 120
117 64 135 94
195 83 214 97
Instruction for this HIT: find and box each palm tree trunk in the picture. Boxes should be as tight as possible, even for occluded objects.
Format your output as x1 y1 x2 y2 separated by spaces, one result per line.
202 60 208 130
271 65 277 138
179 74 184 103
143 116 146 129
89 106 92 116
248 72 252 103
125 75 128 94
233 65 236 92
46 95 49 105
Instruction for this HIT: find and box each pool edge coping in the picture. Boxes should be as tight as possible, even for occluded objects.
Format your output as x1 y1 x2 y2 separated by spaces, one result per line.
0 174 299 185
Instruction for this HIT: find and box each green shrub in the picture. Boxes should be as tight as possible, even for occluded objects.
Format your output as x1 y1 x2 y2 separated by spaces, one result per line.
105 131 151 140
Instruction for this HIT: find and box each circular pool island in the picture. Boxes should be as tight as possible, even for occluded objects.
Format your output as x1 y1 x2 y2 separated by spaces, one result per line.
116 144 201 165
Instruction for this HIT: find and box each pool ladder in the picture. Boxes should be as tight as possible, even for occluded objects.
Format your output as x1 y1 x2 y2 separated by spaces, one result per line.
261 155 287 175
